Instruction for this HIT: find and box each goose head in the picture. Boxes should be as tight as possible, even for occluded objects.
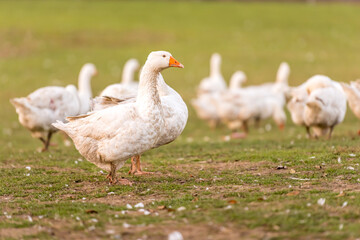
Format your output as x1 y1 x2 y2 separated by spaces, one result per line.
78 63 97 114
122 59 140 84
229 71 247 90
79 63 97 81
65 84 78 96
124 59 140 71
210 53 221 67
145 51 184 72
78 63 97 95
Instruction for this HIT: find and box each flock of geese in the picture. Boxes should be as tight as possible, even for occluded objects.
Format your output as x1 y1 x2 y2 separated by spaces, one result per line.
192 53 360 139
9 51 360 184
11 51 187 184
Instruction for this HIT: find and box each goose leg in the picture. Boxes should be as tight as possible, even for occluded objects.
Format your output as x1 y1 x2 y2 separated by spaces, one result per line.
129 155 154 176
306 126 312 139
255 117 261 128
40 132 53 152
106 163 118 184
107 163 133 185
328 126 334 140
209 120 217 130
128 156 137 175
242 121 249 134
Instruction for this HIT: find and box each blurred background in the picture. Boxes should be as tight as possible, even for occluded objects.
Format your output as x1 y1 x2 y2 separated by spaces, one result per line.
1 0 360 148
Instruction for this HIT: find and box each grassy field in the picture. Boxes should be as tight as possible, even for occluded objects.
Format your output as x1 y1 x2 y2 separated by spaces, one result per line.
1 1 360 239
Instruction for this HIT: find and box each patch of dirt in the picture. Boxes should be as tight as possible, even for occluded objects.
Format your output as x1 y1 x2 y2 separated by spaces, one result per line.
174 160 277 176
0 195 14 202
89 192 167 206
0 226 41 239
102 222 299 240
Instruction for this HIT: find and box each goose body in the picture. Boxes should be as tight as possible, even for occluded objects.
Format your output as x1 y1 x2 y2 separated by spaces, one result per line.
235 93 286 132
215 66 287 132
53 51 184 183
100 59 140 98
288 75 346 138
192 53 228 128
10 63 96 151
304 86 346 138
93 74 188 149
213 71 247 130
92 73 188 175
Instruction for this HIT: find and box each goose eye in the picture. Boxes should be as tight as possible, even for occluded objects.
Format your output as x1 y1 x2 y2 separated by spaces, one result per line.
162 55 166 58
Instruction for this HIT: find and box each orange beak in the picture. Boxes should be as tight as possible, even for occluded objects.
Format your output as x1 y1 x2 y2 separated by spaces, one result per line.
94 70 98 76
169 56 184 68
278 123 285 130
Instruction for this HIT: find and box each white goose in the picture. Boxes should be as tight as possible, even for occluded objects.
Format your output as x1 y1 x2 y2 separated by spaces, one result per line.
197 53 227 95
10 63 97 151
232 62 290 130
191 54 229 129
235 93 286 133
287 85 309 134
53 51 184 184
213 71 247 131
100 59 140 98
244 62 290 96
304 86 346 138
288 75 346 138
92 73 188 175
229 71 247 90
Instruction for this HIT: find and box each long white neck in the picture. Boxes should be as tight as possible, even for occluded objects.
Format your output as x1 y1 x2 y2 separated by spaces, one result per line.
136 63 162 116
229 72 246 90
276 62 290 85
122 63 137 85
210 59 221 78
77 70 93 114
78 71 92 99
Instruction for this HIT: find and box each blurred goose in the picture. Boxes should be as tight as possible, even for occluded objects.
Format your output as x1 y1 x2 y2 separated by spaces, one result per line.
191 93 221 129
53 51 184 184
341 82 360 119
244 62 290 95
100 59 140 98
288 75 346 138
229 71 247 90
92 73 188 175
340 82 360 134
77 64 97 114
191 54 229 129
237 94 286 133
287 85 309 135
197 53 227 95
10 63 97 151
214 71 247 131
304 86 346 139
350 79 360 92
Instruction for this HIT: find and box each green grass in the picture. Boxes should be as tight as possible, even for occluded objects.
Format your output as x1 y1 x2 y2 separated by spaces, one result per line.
1 1 360 239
